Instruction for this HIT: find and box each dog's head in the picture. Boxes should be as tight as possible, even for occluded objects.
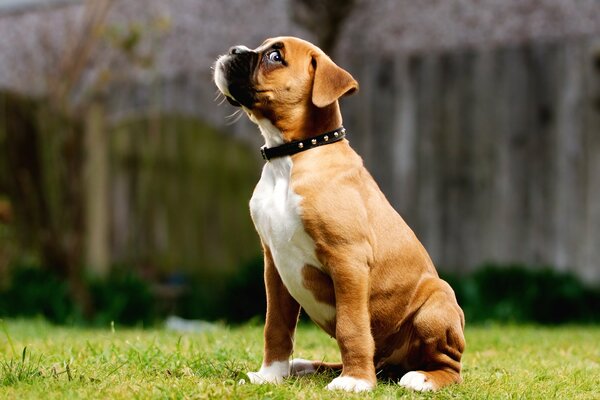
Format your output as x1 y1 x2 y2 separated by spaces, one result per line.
213 37 358 141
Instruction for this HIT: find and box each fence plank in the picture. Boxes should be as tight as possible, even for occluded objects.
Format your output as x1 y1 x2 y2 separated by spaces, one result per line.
344 38 600 282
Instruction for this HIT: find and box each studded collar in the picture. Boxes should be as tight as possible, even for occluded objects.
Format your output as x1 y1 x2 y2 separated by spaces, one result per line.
260 127 346 161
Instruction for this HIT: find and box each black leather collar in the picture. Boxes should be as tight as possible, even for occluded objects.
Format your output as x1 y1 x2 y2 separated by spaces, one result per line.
260 127 346 161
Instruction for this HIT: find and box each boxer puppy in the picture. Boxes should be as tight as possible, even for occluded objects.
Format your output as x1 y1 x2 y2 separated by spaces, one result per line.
213 36 465 392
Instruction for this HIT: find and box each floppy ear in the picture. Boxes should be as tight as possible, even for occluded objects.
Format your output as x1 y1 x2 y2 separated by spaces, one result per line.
311 54 358 108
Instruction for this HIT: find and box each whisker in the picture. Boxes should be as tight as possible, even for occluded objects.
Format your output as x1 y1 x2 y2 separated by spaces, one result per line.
214 91 226 104
225 109 242 120
225 110 245 125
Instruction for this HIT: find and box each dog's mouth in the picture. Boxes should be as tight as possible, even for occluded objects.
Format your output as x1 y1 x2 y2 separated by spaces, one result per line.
225 96 241 107
214 50 259 109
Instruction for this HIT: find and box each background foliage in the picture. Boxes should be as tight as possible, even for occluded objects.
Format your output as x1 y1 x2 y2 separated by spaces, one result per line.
1 260 598 326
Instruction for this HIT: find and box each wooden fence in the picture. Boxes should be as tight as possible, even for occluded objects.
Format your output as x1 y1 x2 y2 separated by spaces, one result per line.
341 38 600 282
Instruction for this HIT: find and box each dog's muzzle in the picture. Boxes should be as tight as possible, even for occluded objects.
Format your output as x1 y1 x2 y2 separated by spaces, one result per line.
214 46 259 108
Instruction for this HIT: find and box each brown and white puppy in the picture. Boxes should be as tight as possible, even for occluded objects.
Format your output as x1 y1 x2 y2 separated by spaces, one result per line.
213 37 465 392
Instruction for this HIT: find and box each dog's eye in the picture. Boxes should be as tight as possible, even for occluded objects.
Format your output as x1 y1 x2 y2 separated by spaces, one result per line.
267 50 283 63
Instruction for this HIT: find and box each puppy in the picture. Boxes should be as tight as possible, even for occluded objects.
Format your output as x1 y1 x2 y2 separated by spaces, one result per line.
213 37 465 392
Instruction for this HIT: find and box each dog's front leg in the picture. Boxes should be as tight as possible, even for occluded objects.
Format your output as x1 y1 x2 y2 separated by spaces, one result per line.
247 245 300 385
326 258 376 392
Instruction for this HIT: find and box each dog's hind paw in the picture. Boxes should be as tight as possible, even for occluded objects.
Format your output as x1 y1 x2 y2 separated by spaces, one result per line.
326 376 374 392
290 358 317 376
399 371 435 391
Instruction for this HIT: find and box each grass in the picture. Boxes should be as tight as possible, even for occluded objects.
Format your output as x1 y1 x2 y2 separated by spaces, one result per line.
0 319 598 399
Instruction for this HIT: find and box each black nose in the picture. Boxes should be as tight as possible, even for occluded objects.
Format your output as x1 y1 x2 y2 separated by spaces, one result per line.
229 46 248 55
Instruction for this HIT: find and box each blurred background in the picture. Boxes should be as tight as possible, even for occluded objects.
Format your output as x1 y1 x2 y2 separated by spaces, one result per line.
0 0 599 327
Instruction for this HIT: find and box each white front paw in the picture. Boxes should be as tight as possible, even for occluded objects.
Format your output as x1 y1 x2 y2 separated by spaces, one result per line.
326 376 374 392
247 360 289 385
247 371 284 384
399 371 434 391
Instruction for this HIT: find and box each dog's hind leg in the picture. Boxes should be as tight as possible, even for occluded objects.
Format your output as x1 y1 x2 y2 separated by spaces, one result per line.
399 280 465 391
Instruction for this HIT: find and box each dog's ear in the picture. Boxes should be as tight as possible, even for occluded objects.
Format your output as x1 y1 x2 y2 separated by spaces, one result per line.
311 54 358 108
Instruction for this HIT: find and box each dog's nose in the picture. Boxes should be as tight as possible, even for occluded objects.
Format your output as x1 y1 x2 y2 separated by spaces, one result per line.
229 45 251 55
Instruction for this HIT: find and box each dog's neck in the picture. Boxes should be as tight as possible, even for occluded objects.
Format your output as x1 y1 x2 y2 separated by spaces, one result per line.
253 102 343 146
256 118 286 148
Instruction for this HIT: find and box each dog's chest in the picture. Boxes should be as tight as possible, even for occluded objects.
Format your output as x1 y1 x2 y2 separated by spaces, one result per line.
249 158 335 325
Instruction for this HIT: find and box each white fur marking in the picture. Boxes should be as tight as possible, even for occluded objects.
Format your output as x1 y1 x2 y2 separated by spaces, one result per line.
247 360 289 385
213 57 231 98
250 119 336 328
290 358 317 376
326 376 374 392
399 371 434 391
256 118 285 147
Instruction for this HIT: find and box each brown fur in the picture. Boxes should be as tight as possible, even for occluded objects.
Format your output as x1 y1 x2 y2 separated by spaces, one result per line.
247 37 356 142
301 265 336 334
220 36 465 391
291 141 465 387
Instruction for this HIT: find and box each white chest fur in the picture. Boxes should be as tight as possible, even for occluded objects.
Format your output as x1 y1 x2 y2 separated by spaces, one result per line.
249 156 336 327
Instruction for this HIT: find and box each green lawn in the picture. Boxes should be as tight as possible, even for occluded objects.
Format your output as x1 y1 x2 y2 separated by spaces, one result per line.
0 319 598 399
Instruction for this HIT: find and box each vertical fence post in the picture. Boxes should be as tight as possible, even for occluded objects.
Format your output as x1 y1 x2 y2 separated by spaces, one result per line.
84 99 109 278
